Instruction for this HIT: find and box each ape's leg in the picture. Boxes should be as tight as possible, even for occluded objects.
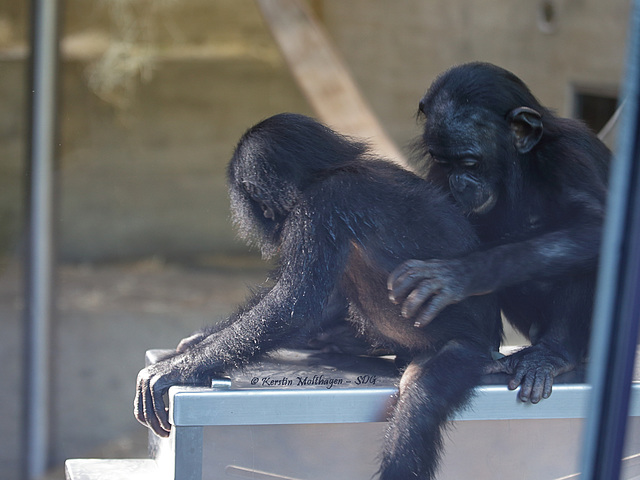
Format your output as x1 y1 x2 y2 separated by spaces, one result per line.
379 341 489 480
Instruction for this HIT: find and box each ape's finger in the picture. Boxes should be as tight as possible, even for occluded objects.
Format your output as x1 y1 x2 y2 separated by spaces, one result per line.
388 274 419 304
530 368 550 403
529 370 553 404
387 262 412 290
388 260 427 284
139 375 170 437
134 370 150 425
508 367 525 391
176 332 205 353
402 281 436 319
543 376 553 399
529 385 543 404
150 377 172 433
518 372 534 403
133 386 145 425
413 292 449 328
144 386 170 437
387 261 428 302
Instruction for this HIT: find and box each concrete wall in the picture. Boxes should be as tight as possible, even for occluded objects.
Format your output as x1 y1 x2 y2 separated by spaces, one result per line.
0 0 631 262
320 0 629 149
56 57 310 261
1 0 313 262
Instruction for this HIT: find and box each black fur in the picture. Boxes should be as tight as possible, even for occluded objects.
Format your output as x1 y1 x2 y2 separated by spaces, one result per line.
388 62 610 403
134 113 501 479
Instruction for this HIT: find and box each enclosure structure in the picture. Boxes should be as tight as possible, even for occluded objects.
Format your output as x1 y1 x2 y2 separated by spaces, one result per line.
64 348 640 480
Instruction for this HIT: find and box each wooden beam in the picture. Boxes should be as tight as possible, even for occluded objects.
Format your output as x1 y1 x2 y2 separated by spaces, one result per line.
256 0 407 167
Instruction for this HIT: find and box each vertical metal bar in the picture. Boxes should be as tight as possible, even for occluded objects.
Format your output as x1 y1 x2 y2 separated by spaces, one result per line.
151 426 204 480
580 1 640 478
23 0 61 478
173 427 204 480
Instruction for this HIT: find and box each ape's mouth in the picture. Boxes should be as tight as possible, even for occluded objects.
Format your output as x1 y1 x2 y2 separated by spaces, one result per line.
471 192 497 214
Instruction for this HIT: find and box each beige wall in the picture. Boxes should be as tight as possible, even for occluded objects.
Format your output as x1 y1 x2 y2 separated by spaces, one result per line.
320 0 629 149
0 0 631 262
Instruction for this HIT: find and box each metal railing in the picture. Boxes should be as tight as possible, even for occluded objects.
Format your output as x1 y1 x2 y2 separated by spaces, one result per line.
22 0 61 478
580 1 640 478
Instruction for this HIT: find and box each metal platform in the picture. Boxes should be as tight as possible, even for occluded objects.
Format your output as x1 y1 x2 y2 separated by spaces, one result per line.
66 348 640 480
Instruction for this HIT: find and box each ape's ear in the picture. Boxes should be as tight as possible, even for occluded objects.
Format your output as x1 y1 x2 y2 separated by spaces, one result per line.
508 107 543 154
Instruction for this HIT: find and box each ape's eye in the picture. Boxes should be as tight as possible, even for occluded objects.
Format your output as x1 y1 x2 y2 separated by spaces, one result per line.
461 158 479 169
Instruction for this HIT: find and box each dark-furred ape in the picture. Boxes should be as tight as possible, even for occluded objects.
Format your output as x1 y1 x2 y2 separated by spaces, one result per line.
388 62 610 403
134 113 501 479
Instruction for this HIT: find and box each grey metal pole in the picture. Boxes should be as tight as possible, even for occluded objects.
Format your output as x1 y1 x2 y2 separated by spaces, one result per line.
579 1 640 478
23 0 61 478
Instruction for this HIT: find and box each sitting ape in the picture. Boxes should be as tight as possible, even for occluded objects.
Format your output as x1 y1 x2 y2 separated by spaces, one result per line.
135 113 501 479
388 62 610 403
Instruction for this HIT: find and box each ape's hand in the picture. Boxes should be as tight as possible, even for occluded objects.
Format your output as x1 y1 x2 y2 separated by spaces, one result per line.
484 344 575 404
388 258 468 327
134 357 209 437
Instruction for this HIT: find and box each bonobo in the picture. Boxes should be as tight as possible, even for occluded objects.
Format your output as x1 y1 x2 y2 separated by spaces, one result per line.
388 62 610 403
134 113 501 479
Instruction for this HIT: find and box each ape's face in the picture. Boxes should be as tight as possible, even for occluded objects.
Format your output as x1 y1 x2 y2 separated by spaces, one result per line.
420 101 505 216
227 165 284 260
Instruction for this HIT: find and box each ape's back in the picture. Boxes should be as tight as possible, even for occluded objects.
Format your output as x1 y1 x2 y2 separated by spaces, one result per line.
312 159 498 353
313 159 480 270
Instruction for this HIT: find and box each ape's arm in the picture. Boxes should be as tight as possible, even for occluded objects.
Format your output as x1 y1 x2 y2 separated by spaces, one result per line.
175 286 272 353
388 220 600 404
389 220 602 327
389 174 605 328
134 205 348 437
